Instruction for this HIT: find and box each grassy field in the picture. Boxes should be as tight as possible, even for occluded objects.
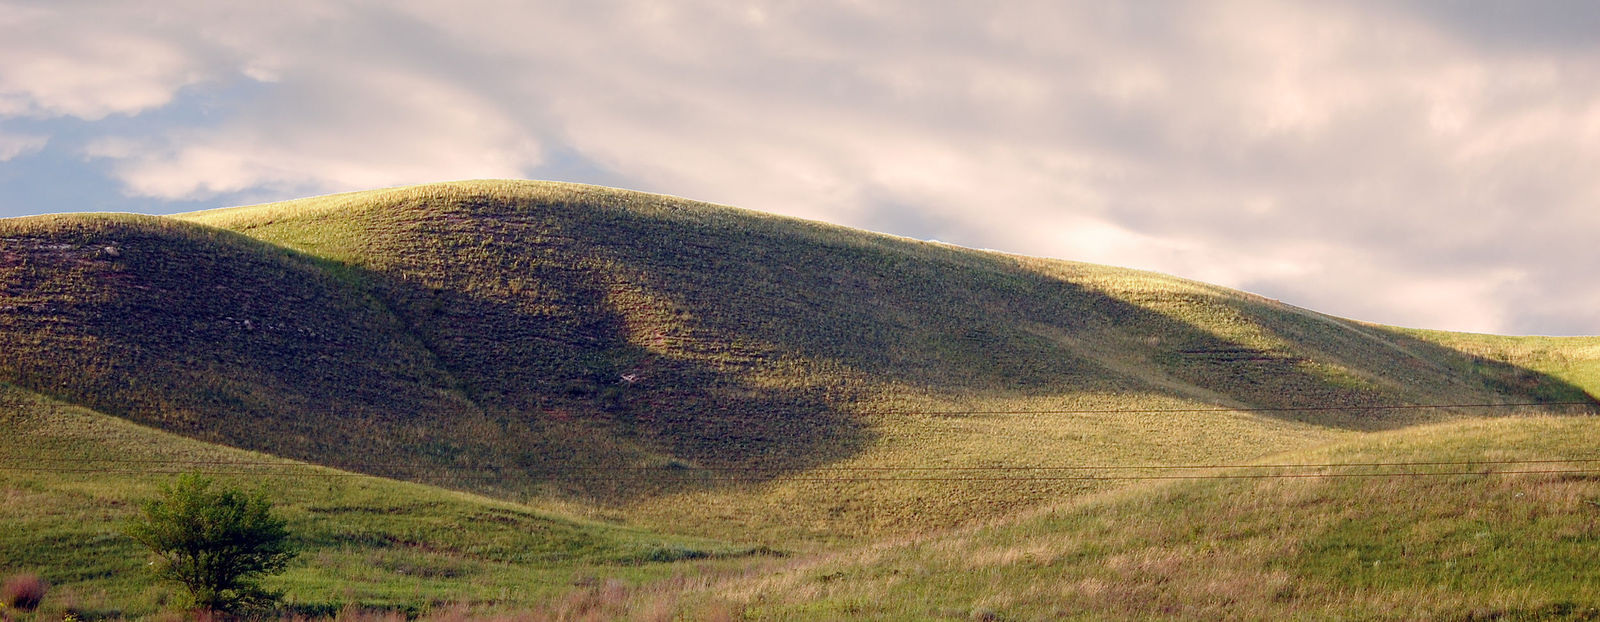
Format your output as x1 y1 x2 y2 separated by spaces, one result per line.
628 415 1600 620
3 179 1598 618
0 383 762 619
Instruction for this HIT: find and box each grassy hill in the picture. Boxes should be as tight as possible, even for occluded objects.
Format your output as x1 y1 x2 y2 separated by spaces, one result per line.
3 179 1599 618
0 213 488 482
3 180 1595 545
184 181 1597 535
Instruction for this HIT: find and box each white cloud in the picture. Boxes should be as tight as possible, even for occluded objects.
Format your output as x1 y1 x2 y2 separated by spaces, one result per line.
1244 262 1527 336
0 4 213 119
0 133 47 161
92 68 542 199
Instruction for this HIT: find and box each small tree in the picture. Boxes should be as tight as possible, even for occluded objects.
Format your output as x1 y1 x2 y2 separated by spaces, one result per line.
125 474 297 614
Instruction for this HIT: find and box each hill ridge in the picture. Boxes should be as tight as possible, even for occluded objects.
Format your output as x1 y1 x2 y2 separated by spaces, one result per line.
4 179 1597 541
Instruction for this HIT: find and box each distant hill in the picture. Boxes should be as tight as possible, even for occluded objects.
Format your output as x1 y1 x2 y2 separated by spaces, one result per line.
3 180 1596 540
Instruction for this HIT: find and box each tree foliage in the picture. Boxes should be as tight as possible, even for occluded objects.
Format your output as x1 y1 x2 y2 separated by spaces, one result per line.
125 474 297 613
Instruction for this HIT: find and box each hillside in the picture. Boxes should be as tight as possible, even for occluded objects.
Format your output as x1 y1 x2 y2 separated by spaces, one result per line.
655 415 1600 620
4 180 1600 618
0 213 510 485
0 382 754 618
3 180 1597 543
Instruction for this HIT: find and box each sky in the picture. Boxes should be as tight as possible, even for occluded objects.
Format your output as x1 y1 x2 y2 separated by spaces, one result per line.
2 1 1598 336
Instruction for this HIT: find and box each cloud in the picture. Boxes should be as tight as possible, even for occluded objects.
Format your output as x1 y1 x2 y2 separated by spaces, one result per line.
0 132 47 161
0 3 217 119
1364 0 1600 53
4 0 1600 334
89 68 542 199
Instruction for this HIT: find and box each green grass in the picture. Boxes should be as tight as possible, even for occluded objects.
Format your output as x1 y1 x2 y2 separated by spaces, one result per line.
177 180 1598 538
651 415 1600 620
0 383 757 618
1403 329 1600 398
5 180 1596 544
0 213 493 484
4 179 1600 618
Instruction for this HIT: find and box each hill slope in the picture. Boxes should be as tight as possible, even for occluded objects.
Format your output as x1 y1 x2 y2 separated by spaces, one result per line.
0 213 499 483
183 181 1595 422
3 180 1596 541
670 415 1600 620
0 382 752 618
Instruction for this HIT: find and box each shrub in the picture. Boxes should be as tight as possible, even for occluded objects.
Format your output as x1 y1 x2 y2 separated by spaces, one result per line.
125 474 297 613
1 573 47 611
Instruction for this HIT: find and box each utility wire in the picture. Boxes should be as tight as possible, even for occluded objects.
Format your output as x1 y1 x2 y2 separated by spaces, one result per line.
4 464 1598 483
859 401 1595 417
8 456 1600 471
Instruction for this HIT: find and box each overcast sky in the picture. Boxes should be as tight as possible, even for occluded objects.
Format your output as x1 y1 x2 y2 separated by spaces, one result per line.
2 1 1597 335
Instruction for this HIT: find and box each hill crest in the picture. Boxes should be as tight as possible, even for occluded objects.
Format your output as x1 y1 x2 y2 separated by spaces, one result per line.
3 180 1595 538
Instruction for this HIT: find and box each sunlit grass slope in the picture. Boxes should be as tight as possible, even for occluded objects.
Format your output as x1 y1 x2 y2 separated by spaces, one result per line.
664 415 1600 620
183 180 1597 536
0 383 753 619
4 179 1594 544
1405 329 1600 398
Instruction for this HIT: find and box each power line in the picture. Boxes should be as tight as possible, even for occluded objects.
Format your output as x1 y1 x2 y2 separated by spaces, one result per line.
9 456 1600 471
561 468 1600 482
5 464 1597 482
858 401 1596 417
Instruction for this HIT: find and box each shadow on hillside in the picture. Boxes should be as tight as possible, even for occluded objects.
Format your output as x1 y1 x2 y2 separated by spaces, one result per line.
1232 299 1599 419
318 200 873 503
0 211 874 505
562 201 1596 436
7 204 1593 508
253 193 1595 507
0 216 500 487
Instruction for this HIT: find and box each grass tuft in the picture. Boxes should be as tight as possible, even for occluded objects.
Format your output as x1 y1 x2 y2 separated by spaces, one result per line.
2 573 47 612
